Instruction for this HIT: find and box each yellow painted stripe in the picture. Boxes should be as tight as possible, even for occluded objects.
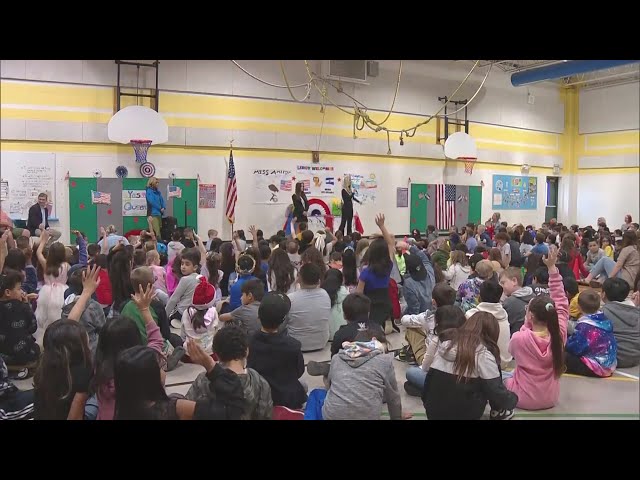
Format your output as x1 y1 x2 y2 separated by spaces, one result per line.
1 80 115 109
2 80 562 155
563 373 638 382
585 130 640 149
577 167 640 175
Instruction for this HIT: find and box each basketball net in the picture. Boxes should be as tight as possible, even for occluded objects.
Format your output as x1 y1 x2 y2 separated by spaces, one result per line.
459 157 477 175
130 139 153 164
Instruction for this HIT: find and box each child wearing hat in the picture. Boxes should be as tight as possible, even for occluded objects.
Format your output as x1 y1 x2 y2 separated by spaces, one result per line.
181 276 220 360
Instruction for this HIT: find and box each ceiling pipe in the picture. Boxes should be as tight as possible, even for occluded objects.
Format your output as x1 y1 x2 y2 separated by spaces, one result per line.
511 60 640 87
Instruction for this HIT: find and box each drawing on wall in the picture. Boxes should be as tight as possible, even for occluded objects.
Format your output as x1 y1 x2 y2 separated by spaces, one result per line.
346 172 378 204
296 165 336 196
492 175 537 210
252 169 294 204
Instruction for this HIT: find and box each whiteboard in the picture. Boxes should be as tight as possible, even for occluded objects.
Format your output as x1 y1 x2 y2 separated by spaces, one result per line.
0 151 57 219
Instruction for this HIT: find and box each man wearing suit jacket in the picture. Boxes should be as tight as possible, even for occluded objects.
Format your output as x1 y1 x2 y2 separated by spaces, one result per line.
26 193 61 246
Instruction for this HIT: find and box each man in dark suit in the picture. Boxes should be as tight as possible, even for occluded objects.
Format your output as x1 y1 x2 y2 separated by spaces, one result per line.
26 193 61 246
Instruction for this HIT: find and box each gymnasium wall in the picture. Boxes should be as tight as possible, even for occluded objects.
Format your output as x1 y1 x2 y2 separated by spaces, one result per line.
1 60 568 242
574 82 640 227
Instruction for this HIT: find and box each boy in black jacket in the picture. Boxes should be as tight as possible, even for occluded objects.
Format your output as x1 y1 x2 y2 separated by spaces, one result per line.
0 271 40 373
247 292 307 410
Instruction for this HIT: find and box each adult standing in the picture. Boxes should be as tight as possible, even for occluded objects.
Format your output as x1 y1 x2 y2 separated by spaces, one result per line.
291 182 309 234
145 177 165 240
26 193 60 246
621 215 633 231
338 174 361 236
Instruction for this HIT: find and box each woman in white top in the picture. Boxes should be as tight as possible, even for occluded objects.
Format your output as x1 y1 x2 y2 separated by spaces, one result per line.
443 250 471 291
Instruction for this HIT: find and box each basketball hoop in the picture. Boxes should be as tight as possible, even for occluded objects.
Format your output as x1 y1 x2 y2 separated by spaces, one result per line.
460 157 477 175
130 139 152 164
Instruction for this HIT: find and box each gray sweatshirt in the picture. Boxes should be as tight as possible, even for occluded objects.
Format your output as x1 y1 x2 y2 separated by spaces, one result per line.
603 301 640 368
503 286 535 336
165 273 199 316
322 347 402 420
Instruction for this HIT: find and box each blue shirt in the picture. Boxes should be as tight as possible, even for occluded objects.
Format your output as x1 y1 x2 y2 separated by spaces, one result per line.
98 234 130 250
466 236 478 252
531 243 549 256
229 274 259 310
479 232 493 248
359 266 390 293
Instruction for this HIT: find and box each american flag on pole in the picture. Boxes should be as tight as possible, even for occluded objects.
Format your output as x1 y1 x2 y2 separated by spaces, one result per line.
91 190 111 205
225 151 237 224
435 184 456 230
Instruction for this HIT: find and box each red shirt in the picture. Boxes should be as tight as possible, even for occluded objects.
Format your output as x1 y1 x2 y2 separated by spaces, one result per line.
95 270 113 306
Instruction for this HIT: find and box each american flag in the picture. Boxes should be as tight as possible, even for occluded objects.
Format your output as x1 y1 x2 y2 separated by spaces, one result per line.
302 179 310 193
435 184 456 230
280 179 292 191
91 190 111 205
225 151 237 224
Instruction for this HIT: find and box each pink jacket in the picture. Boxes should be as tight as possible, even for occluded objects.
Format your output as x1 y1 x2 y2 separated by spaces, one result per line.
505 270 568 410
166 265 180 297
97 320 164 420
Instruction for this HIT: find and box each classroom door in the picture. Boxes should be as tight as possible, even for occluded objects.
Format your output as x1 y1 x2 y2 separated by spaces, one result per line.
410 184 428 233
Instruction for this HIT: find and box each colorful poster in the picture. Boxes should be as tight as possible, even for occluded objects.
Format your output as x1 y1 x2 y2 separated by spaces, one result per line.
0 180 8 201
346 172 378 204
252 168 294 204
296 165 336 196
122 190 147 216
491 175 537 210
198 184 216 208
396 187 408 208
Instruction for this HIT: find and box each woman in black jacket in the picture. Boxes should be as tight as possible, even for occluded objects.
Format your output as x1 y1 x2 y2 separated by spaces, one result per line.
291 182 309 234
338 175 361 235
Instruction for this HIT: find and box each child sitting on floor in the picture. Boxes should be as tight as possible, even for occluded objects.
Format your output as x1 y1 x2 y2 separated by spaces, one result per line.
247 292 307 410
181 276 219 359
186 325 272 420
565 289 618 377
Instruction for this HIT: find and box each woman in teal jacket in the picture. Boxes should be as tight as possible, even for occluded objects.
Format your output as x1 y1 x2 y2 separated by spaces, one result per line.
146 177 166 239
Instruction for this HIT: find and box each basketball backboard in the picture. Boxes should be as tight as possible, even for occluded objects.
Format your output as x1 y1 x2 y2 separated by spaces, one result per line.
443 131 477 160
108 105 169 144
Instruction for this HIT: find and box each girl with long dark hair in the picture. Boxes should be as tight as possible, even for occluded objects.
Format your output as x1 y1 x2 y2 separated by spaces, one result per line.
292 182 309 234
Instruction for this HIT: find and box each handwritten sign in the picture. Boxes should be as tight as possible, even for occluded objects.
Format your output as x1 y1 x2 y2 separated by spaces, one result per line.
122 190 147 216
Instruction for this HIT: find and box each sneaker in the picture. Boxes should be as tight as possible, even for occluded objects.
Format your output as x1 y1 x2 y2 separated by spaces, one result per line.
403 381 422 397
166 346 185 371
170 318 182 329
394 345 417 365
307 360 330 377
489 409 515 420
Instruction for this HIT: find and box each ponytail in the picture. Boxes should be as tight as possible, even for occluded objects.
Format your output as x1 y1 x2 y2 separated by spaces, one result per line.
189 308 207 331
528 296 565 378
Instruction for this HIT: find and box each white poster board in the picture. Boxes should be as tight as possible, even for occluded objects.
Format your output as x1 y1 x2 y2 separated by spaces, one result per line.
122 190 148 216
0 152 57 219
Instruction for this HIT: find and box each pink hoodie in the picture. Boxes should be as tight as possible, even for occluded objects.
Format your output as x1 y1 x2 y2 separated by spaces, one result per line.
505 269 568 410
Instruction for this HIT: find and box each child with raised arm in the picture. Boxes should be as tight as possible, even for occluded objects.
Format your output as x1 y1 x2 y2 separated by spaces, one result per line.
34 230 70 345
505 245 568 410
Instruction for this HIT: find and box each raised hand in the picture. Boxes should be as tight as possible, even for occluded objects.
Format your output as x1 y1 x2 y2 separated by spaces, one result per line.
375 213 386 228
131 283 156 311
81 264 102 295
186 339 216 373
543 244 558 270
99 226 107 238
40 229 51 242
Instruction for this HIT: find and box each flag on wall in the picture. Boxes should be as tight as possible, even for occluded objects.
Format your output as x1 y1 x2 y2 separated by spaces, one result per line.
435 184 456 230
410 184 483 233
225 150 237 224
91 190 111 205
280 179 292 191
